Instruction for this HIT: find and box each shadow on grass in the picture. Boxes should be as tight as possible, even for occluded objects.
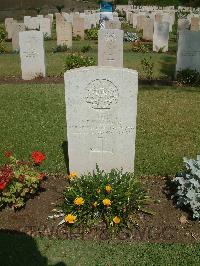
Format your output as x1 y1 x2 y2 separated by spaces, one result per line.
159 56 176 81
62 141 69 174
0 230 66 266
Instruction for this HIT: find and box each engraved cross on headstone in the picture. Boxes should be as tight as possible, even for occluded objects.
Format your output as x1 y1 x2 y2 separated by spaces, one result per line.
90 136 113 165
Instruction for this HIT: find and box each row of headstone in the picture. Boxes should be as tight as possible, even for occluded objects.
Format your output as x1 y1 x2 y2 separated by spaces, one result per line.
5 15 53 51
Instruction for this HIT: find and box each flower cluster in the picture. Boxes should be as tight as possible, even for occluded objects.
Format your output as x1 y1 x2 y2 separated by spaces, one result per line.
62 166 149 228
0 151 46 209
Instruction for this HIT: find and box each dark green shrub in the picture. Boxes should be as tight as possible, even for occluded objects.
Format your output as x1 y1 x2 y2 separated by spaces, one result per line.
85 28 99 40
132 41 150 53
81 44 92 53
73 35 81 41
64 53 95 71
141 56 154 80
52 45 69 53
177 69 200 86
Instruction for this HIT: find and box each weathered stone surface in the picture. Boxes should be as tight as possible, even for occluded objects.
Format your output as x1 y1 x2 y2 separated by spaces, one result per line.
39 18 51 38
64 66 138 175
105 20 121 29
153 21 169 52
190 17 200 31
19 31 45 80
56 21 72 47
5 18 16 39
176 30 200 72
178 19 190 31
143 17 154 41
98 29 123 67
12 23 25 51
73 16 85 40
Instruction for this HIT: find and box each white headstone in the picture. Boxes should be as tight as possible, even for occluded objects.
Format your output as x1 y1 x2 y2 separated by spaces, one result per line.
153 22 170 52
143 18 154 41
12 23 26 51
39 18 51 38
105 20 121 29
19 31 45 80
98 29 123 67
73 16 85 40
64 66 138 175
176 30 200 73
57 21 72 47
5 18 16 39
178 19 190 31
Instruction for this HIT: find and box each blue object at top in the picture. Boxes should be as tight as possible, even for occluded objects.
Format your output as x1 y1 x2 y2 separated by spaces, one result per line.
100 1 113 12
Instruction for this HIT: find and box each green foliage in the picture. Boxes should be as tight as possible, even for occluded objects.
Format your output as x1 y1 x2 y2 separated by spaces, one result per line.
52 45 69 53
0 42 6 54
0 152 46 209
0 26 6 41
64 53 95 71
44 34 52 41
141 56 154 80
73 35 81 41
116 9 126 19
85 28 99 40
131 42 150 53
0 27 7 54
81 44 92 53
172 155 200 219
62 166 151 228
177 69 200 86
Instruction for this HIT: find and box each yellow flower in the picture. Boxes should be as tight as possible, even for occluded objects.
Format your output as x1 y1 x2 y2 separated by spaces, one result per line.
105 185 112 193
64 214 77 224
113 216 121 224
74 197 84 206
68 171 78 180
96 188 101 194
102 198 111 207
93 201 98 208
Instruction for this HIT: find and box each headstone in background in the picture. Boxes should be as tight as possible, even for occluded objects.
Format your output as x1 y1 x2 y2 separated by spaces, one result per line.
143 17 154 41
178 19 190 31
12 23 26 51
190 17 200 31
64 66 138 175
153 21 170 52
105 20 121 29
155 13 163 23
19 31 45 80
132 13 138 28
5 18 16 39
73 16 85 40
98 29 123 67
39 18 51 38
57 21 72 47
176 30 200 73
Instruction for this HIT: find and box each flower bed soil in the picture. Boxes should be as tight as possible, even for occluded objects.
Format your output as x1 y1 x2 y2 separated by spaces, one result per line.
0 175 200 243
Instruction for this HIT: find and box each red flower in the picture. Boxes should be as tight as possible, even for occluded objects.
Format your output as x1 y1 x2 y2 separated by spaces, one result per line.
31 151 46 165
0 182 7 190
4 151 12 158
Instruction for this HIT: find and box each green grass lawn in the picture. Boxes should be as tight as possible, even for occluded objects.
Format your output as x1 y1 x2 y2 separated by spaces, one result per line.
0 32 176 80
1 232 200 266
0 84 200 177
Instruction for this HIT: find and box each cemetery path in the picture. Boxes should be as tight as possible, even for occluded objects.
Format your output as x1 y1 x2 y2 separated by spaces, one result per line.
0 176 199 243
